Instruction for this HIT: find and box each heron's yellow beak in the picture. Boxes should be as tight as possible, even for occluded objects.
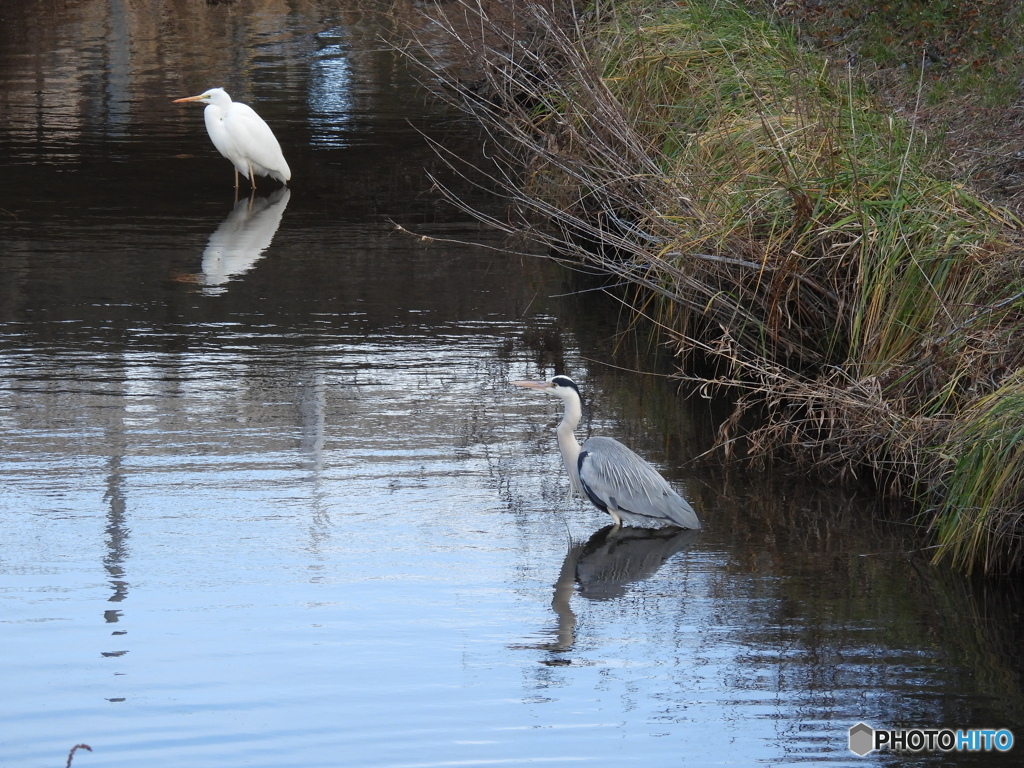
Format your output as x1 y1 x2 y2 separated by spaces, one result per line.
512 380 549 389
173 95 206 104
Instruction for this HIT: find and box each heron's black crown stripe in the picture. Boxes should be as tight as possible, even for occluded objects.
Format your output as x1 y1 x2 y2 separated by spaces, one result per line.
551 375 580 397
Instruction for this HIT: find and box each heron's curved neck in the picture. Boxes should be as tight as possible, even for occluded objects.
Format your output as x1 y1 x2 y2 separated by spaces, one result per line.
556 392 584 495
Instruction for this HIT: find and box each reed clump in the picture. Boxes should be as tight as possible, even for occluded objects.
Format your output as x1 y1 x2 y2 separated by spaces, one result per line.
400 0 1024 573
931 372 1024 572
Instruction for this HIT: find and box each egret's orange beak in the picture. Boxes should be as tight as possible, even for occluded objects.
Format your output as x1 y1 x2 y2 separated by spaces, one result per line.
512 380 549 389
173 95 205 104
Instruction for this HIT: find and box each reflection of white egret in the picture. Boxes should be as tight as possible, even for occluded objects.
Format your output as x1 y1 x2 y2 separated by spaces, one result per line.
201 187 290 294
174 88 291 190
514 376 701 529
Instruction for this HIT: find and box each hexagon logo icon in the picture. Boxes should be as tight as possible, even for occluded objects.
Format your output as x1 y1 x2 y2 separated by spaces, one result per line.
849 722 875 756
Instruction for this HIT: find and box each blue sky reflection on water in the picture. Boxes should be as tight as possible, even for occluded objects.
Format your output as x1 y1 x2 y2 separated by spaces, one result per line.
2 322 1016 767
0 328 710 767
0 1 1023 766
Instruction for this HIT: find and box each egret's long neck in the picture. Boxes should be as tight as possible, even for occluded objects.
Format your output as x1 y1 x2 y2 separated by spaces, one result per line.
556 391 585 496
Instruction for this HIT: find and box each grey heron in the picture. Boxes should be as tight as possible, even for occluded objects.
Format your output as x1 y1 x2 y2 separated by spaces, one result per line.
174 88 291 191
514 375 701 530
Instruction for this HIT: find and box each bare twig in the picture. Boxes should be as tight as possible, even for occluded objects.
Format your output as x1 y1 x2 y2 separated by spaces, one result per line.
66 744 92 768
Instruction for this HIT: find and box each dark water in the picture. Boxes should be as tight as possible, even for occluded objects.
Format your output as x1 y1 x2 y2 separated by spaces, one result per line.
1 1 1023 766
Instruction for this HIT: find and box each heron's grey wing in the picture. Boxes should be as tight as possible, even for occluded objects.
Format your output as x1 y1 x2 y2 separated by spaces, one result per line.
578 436 700 529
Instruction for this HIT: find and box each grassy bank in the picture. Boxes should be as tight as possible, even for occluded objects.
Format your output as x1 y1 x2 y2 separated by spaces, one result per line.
401 0 1024 573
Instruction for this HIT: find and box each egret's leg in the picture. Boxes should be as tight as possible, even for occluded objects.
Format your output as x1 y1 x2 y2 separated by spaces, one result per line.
248 162 257 191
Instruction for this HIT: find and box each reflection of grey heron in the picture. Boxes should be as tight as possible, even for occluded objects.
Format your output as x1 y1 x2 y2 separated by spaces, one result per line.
201 187 290 293
514 376 701 529
174 88 291 190
574 524 700 600
534 524 700 653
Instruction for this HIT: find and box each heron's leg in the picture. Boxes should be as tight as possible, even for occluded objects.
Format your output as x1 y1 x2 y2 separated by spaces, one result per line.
248 162 257 191
233 167 240 191
606 502 623 530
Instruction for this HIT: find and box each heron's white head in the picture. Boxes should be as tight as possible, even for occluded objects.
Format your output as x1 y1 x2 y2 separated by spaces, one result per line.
512 375 581 402
514 375 585 446
173 87 231 106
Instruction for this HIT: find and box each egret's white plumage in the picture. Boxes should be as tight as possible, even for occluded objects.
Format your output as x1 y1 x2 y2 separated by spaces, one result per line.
174 88 290 190
514 375 701 529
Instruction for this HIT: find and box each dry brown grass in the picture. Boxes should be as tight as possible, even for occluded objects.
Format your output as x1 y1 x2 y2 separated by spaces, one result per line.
394 0 1024 573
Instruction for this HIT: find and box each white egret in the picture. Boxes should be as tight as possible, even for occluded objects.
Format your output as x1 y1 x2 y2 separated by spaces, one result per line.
174 87 291 190
514 375 701 529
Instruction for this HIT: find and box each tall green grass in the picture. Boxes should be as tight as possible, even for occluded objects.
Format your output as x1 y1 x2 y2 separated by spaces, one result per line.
593 1 1010 367
931 372 1024 572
